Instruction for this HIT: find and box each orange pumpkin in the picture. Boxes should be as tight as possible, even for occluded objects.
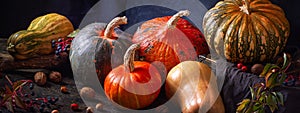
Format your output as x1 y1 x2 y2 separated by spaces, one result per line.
104 44 162 109
132 10 209 71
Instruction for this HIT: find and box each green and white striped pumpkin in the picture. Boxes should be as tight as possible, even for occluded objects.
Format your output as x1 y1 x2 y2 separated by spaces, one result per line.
7 13 74 60
203 0 290 63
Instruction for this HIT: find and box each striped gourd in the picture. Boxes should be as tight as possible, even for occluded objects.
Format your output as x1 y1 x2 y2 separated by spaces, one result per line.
7 13 74 60
203 0 290 63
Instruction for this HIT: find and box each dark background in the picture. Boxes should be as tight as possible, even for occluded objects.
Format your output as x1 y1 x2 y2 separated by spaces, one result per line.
0 0 299 47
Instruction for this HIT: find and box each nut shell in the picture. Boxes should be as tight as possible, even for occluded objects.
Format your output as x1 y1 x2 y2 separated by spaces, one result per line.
80 87 96 99
34 72 47 86
49 71 62 83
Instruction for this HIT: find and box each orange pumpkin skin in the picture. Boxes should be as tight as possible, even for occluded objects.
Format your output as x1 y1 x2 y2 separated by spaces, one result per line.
104 54 162 109
132 10 209 71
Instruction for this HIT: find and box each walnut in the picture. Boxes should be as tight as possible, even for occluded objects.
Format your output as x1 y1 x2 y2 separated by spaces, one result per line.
49 71 62 83
34 72 47 86
80 87 96 99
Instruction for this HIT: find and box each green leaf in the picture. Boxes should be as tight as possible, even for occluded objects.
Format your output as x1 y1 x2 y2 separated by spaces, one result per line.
250 86 255 99
15 95 26 109
260 64 272 77
253 102 263 111
237 99 251 112
67 29 80 37
281 53 290 70
276 92 284 106
266 95 277 112
256 86 263 98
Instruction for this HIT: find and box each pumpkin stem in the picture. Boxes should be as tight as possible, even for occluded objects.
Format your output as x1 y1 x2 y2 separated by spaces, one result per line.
104 16 127 38
124 44 140 72
240 0 250 15
166 10 190 28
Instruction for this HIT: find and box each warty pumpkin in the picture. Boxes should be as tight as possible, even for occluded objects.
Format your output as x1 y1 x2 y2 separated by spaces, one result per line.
165 61 225 113
132 10 209 71
104 44 162 109
203 0 290 63
69 16 132 86
7 13 74 60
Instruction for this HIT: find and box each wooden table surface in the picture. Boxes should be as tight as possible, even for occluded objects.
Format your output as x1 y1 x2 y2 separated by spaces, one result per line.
0 38 177 113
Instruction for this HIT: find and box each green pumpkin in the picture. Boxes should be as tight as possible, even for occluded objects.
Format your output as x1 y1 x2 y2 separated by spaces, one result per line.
203 0 290 63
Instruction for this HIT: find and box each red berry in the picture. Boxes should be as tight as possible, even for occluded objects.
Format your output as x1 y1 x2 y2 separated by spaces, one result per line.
241 66 248 72
71 103 79 110
237 63 243 69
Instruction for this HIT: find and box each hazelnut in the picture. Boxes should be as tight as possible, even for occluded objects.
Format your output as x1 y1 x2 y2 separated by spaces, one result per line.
86 107 93 113
34 72 47 86
251 64 264 75
60 86 68 93
80 87 96 99
95 103 103 111
49 71 62 83
51 110 59 113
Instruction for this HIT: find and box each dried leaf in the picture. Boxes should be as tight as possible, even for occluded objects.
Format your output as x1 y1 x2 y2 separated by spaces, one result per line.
12 81 27 91
1 93 12 104
5 85 12 94
15 95 26 109
5 97 14 113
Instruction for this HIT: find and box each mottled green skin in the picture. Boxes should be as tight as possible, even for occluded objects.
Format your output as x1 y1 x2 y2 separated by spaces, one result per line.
7 13 74 60
203 0 290 63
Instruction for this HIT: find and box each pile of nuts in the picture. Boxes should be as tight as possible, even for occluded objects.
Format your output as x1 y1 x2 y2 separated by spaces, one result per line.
34 71 62 86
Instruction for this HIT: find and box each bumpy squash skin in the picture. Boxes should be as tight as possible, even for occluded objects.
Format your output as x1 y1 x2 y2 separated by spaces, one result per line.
203 0 290 63
7 13 74 60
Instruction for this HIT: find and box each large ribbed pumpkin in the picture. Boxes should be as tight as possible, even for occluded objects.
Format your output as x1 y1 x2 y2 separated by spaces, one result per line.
69 16 132 86
132 10 209 71
203 0 290 63
7 13 74 60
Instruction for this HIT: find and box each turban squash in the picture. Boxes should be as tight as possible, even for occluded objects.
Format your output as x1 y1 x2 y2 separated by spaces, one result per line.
203 0 290 63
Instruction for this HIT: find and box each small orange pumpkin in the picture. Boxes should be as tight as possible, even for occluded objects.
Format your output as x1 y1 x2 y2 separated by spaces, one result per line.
104 44 162 109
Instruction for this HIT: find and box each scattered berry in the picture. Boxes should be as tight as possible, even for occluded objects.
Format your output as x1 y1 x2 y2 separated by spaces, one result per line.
70 103 79 110
51 37 73 57
60 86 68 93
237 63 243 69
241 66 248 72
29 83 34 90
